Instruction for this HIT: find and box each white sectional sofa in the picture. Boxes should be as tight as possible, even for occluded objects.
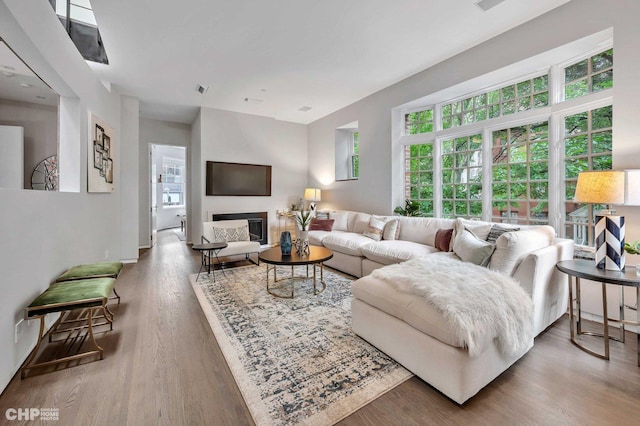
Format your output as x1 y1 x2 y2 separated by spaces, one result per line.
308 210 574 404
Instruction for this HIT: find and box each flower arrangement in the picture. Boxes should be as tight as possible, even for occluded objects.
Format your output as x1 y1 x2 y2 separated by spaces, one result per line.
295 210 313 231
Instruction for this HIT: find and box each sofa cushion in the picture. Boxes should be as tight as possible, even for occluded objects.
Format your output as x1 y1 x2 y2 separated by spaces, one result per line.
452 227 495 266
397 217 456 246
207 240 260 258
488 226 555 275
434 228 454 252
309 218 334 231
363 216 386 241
329 211 350 231
451 218 494 251
360 240 439 265
308 230 338 246
322 233 373 256
486 224 520 243
382 218 400 240
350 212 372 234
351 274 464 348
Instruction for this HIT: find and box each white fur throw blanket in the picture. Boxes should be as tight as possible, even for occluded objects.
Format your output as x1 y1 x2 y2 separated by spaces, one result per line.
371 256 533 357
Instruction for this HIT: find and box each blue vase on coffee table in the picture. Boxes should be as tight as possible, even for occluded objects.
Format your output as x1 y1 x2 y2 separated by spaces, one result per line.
280 231 292 255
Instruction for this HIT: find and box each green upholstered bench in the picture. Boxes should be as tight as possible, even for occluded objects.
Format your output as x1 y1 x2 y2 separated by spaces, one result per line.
55 261 123 305
22 278 115 379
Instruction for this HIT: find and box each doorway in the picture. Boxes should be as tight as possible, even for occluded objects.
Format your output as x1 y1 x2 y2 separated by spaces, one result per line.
149 144 187 246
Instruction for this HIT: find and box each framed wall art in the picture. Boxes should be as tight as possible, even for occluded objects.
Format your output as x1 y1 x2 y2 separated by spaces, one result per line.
88 113 115 192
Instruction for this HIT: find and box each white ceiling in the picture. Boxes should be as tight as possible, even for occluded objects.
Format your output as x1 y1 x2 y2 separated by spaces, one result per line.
0 41 59 107
86 0 569 125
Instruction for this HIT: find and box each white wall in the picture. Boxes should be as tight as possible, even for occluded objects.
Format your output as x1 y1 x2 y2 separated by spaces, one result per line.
0 125 24 188
138 117 191 247
0 99 58 188
195 107 308 245
0 0 127 392
307 0 640 322
120 96 139 261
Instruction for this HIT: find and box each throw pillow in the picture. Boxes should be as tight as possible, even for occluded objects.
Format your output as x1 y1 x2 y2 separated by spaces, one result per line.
486 224 520 243
309 218 334 231
382 218 400 240
434 228 454 252
329 211 349 231
363 216 386 241
213 226 249 243
488 226 555 275
452 228 496 266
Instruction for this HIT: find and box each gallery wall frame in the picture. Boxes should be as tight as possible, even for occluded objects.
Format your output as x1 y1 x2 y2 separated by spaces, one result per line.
88 112 114 192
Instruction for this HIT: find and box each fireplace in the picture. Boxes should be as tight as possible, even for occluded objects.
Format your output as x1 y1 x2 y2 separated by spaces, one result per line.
212 212 268 245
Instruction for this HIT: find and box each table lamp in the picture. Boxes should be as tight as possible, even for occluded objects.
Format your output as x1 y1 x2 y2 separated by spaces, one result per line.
574 170 625 270
625 170 640 206
304 188 321 212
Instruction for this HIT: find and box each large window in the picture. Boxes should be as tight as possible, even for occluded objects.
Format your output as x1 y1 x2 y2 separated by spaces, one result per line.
398 44 613 247
350 131 360 179
335 122 359 181
564 105 613 245
405 108 434 135
404 143 434 215
565 49 613 101
161 161 184 206
440 75 548 130
442 134 483 219
491 122 549 225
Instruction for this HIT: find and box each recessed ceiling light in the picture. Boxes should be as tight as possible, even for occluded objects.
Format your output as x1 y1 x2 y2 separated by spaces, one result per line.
2 71 15 77
244 98 264 104
19 82 32 88
0 65 16 71
298 106 312 112
195 84 209 94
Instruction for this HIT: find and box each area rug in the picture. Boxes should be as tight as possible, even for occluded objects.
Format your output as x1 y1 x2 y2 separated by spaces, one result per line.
189 265 412 426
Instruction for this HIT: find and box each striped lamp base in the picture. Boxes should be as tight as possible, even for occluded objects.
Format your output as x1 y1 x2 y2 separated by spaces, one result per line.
595 214 625 271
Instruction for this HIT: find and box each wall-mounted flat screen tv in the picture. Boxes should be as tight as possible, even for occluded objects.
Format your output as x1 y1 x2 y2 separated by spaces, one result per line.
206 161 272 196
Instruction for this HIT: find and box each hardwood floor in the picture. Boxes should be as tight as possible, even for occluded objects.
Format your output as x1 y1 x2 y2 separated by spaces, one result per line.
1 230 639 425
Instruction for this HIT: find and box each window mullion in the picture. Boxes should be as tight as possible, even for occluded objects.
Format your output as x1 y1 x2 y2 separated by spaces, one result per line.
433 137 442 218
548 113 563 235
481 127 493 222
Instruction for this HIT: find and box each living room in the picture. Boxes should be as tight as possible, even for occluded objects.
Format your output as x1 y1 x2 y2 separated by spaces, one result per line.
1 0 640 424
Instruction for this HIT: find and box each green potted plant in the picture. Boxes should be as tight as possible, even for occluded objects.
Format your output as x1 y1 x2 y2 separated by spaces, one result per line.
394 200 422 217
624 241 640 255
295 210 313 255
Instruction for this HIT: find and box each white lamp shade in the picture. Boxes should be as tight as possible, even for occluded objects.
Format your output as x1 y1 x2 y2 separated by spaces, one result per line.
304 188 321 202
625 170 640 206
574 171 625 205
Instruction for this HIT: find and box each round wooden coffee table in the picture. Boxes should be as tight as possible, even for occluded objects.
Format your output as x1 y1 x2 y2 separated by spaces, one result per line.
258 246 333 298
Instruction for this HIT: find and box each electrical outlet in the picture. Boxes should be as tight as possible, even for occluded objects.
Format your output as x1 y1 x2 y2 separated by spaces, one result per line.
14 319 26 343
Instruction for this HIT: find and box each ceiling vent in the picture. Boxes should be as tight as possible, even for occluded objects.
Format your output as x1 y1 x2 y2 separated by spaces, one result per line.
196 84 209 94
298 106 312 112
475 0 506 12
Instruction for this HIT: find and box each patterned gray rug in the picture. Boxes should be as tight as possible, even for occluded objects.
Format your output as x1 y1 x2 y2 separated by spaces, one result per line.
189 265 412 426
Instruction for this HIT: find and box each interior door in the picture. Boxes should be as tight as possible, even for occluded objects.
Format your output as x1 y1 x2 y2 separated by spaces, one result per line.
150 144 158 247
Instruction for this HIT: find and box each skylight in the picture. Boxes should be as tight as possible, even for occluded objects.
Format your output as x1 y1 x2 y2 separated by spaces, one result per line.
51 0 108 64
